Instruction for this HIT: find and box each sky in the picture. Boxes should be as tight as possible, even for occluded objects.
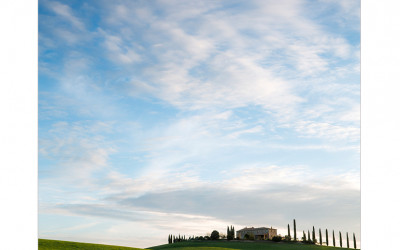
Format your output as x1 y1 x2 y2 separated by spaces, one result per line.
38 0 360 248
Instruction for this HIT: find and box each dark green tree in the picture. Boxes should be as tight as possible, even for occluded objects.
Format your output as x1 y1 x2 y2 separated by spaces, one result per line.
288 224 291 241
353 233 356 249
211 230 220 240
232 226 235 239
293 219 297 241
308 230 311 242
312 226 316 243
173 235 176 243
333 230 336 247
326 229 329 246
347 232 349 248
339 231 342 248
303 231 306 242
319 228 322 245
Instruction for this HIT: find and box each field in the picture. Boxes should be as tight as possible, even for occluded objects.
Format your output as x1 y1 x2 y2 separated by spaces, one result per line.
148 241 347 250
38 239 144 250
39 239 357 250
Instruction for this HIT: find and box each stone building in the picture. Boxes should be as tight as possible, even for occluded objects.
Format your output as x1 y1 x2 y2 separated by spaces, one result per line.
236 226 277 240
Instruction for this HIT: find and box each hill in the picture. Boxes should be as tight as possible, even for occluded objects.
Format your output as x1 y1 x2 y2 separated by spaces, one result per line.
39 239 144 250
148 241 347 250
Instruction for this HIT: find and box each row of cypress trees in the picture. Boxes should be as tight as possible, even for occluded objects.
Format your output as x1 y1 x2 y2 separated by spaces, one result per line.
289 219 357 249
227 225 235 240
168 234 192 244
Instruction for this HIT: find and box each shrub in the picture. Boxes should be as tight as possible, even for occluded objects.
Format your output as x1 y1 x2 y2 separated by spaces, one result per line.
272 236 282 242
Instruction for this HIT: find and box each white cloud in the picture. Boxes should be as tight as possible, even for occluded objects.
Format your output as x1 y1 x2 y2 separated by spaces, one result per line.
39 121 116 180
291 120 359 141
40 163 359 248
47 1 85 31
99 29 142 64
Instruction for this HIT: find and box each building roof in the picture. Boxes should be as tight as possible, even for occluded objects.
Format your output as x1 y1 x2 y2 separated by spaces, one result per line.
237 226 275 232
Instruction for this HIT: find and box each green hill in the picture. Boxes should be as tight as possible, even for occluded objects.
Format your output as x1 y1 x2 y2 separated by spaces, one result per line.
39 239 358 250
147 241 351 250
39 239 144 250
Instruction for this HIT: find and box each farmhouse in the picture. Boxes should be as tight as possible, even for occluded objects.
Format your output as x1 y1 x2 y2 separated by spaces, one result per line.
236 226 277 240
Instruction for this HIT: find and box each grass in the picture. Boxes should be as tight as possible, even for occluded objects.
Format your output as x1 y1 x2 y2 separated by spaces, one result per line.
39 239 144 250
147 241 349 250
39 239 358 250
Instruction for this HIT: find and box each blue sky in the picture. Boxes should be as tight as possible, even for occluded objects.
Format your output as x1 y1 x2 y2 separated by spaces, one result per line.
38 0 360 248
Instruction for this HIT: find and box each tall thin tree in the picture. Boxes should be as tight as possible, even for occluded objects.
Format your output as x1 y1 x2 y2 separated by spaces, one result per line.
339 231 342 248
293 219 297 241
308 230 311 242
288 224 291 241
319 228 322 245
353 233 356 249
312 226 316 243
347 232 349 248
326 229 329 246
303 231 306 242
333 230 336 247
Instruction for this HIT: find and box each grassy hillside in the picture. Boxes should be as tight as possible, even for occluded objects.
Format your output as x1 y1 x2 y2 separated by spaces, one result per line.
148 241 349 250
39 239 144 250
39 239 358 250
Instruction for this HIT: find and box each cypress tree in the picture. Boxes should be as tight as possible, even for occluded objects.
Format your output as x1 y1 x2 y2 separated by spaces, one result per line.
326 229 328 246
339 231 342 248
308 230 311 242
353 233 356 249
333 230 336 247
312 226 315 243
173 235 175 243
233 226 235 239
347 232 349 248
288 224 291 241
319 228 322 245
293 219 297 241
303 231 306 242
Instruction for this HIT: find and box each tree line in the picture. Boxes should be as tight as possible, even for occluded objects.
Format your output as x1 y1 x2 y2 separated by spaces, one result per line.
168 220 358 249
168 230 223 244
284 219 358 249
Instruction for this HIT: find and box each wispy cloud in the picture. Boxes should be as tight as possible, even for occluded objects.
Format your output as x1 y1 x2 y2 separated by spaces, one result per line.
39 0 360 248
46 1 85 31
